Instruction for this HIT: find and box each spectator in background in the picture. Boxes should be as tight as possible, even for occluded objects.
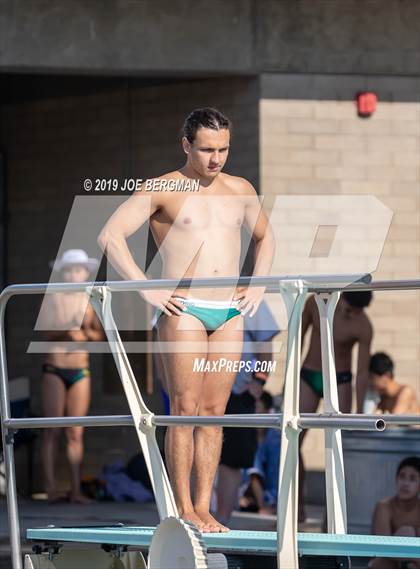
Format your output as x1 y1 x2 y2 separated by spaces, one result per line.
216 300 280 526
40 249 104 503
299 290 373 521
239 391 281 516
370 352 420 415
369 456 420 569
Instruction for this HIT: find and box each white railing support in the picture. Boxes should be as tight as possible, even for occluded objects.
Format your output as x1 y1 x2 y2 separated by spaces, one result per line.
277 281 307 569
89 286 177 520
315 292 347 534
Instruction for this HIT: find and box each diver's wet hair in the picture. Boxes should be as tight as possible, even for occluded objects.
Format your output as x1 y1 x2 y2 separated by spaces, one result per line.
369 352 394 377
182 107 231 143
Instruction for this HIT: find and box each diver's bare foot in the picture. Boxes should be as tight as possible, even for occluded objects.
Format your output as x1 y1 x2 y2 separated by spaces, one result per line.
195 509 230 533
179 510 210 533
69 492 93 504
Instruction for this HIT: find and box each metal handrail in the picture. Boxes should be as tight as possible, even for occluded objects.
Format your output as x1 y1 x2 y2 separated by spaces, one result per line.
2 274 420 297
7 413 418 430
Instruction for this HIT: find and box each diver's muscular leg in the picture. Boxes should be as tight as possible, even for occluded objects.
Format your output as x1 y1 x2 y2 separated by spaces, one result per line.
194 315 243 532
158 313 211 531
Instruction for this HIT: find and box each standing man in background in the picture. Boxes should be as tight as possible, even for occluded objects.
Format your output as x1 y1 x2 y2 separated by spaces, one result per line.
299 291 373 521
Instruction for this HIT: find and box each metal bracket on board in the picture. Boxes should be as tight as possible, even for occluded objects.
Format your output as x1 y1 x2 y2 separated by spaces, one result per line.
24 548 147 569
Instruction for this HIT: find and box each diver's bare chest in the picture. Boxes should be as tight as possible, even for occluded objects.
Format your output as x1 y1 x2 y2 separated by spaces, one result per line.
313 315 357 346
160 193 245 229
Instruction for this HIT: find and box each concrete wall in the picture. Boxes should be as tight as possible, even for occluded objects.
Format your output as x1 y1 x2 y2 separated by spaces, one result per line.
261 73 420 472
1 0 419 76
0 76 259 492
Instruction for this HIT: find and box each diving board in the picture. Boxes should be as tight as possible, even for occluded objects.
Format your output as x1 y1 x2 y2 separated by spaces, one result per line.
26 525 420 559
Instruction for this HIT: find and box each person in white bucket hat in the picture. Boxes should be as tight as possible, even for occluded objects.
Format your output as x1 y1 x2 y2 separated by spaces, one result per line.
50 249 100 274
40 249 103 503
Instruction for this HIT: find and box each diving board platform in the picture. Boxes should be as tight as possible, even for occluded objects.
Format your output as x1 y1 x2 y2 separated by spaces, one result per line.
26 525 420 559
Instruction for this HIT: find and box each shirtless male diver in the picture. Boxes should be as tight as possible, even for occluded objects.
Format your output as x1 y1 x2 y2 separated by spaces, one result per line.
299 290 373 521
98 108 275 532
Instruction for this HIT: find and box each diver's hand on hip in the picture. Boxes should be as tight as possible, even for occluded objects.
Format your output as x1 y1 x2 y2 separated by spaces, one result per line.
237 286 266 317
139 289 185 316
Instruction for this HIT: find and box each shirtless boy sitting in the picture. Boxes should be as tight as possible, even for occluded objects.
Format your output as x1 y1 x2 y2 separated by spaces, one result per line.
370 456 420 569
370 352 420 416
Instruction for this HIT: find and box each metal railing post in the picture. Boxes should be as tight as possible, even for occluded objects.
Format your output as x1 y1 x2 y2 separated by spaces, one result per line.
0 291 22 569
316 292 347 534
277 281 307 569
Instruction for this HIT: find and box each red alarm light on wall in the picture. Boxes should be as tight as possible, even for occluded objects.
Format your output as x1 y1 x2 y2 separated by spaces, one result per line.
356 92 378 118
